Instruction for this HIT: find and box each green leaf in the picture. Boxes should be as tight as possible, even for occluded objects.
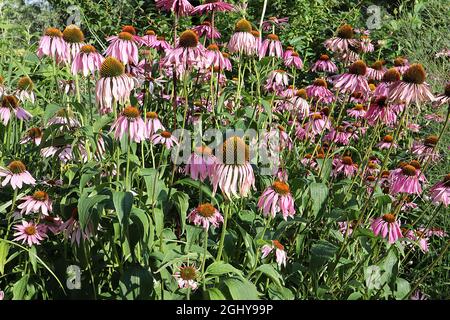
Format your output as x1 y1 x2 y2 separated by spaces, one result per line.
310 240 337 269
119 265 154 300
255 264 284 287
171 191 189 235
309 183 329 216
0 241 10 275
394 278 411 299
206 262 243 278
140 168 167 205
224 278 260 300
13 274 29 300
43 103 60 122
208 287 227 300
347 292 363 300
78 192 110 229
112 191 134 226
29 246 38 273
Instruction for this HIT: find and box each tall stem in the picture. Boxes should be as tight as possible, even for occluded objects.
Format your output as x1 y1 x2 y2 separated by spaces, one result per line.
216 202 229 261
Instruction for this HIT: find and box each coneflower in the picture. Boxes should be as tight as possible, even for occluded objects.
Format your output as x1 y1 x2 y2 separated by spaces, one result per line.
184 146 216 181
227 19 256 56
139 29 157 47
71 44 104 76
105 31 139 65
374 67 401 97
259 33 283 59
151 130 179 149
324 24 359 53
371 213 402 244
433 83 450 107
37 27 69 62
187 203 223 230
429 174 450 207
204 44 231 71
0 95 32 125
173 264 199 290
306 78 334 104
0 160 36 190
262 16 289 32
393 56 410 74
264 69 289 93
144 111 165 137
111 106 146 143
149 35 172 51
18 190 53 216
347 103 366 119
333 60 369 95
62 25 85 62
156 0 194 17
192 21 221 40
191 0 234 14
376 134 398 150
13 221 47 247
411 135 440 162
261 240 287 267
258 180 295 220
332 155 358 178
20 127 43 146
15 76 35 104
367 60 387 81
284 51 303 69
390 161 426 195
311 54 338 73
164 30 205 70
95 57 135 114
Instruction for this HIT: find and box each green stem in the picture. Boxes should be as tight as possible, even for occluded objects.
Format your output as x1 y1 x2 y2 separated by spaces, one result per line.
216 202 229 261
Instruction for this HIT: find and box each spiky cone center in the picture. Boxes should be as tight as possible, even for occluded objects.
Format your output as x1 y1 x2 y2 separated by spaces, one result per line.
402 165 417 176
286 46 294 51
382 68 401 82
201 20 211 26
444 83 450 97
346 126 354 133
122 25 137 35
316 153 325 159
145 30 156 36
56 108 75 118
44 27 62 38
2 95 19 109
235 19 252 33
342 156 353 165
291 52 299 57
424 135 438 147
27 127 42 139
369 83 376 91
122 106 140 119
272 240 284 250
313 78 327 88
0 75 4 85
160 131 172 138
349 60 367 75
179 30 199 48
8 160 26 174
196 203 216 218
277 125 286 132
319 54 329 61
80 44 96 54
296 89 308 99
381 170 390 178
221 136 250 164
117 32 133 41
194 145 213 156
368 161 378 170
207 44 219 51
312 113 323 120
222 52 230 59
409 160 421 170
33 190 48 201
63 25 84 43
321 107 330 116
371 60 384 70
157 36 165 41
179 266 197 280
24 225 37 236
394 57 407 66
17 77 33 91
146 111 158 119
251 30 260 38
274 69 286 74
267 34 279 41
272 180 290 195
403 64 426 84
443 174 450 186
383 135 394 143
366 175 376 182
100 57 125 78
336 24 354 39
382 213 396 223
354 104 364 111
305 153 313 159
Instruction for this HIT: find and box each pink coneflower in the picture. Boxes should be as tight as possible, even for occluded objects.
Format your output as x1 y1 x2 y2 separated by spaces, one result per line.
105 31 139 66
62 25 85 62
338 220 358 236
407 123 421 132
424 113 444 123
121 25 141 42
212 136 256 199
410 290 428 300
96 57 135 114
301 153 318 170
333 60 369 95
139 30 157 47
0 95 32 125
173 264 199 290
41 215 63 235
192 0 234 14
227 19 256 56
332 156 358 178
15 77 35 104
47 108 80 128
391 161 426 195
258 180 295 220
20 127 43 146
60 208 93 246
156 0 194 17
251 30 262 52
283 46 294 59
40 145 76 164
71 44 104 76
324 24 359 52
284 51 303 69
264 69 289 93
0 161 35 190
374 68 401 97
111 106 146 143
192 21 221 40
17 190 52 216
365 96 398 126
164 30 205 70
149 35 172 51
358 35 374 53
187 203 223 230
347 103 366 119
411 135 440 162
433 83 450 107
262 17 289 32
259 34 283 59
13 220 47 246
367 60 386 81
36 27 68 62
184 146 216 181
325 125 352 145
393 57 410 75
403 228 430 253
334 48 360 66
306 78 335 104
388 64 434 105
377 134 397 150
429 174 450 207
311 54 338 73
204 44 231 71
144 111 165 137
151 130 179 149
305 112 331 135
287 89 309 118
371 213 402 244
261 240 287 267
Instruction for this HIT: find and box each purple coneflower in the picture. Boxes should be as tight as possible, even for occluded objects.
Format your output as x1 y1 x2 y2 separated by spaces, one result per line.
111 106 146 143
0 95 32 125
0 160 35 190
191 0 234 14
151 130 179 149
364 96 398 126
173 264 199 290
259 34 283 59
390 161 426 195
311 54 338 73
358 35 374 53
257 180 295 220
60 208 93 246
227 19 256 56
367 60 386 81
371 213 402 244
374 67 401 97
15 77 35 104
187 203 223 230
184 146 216 181
305 112 331 135
325 125 352 145
393 57 410 74
164 30 205 70
71 44 104 76
264 69 289 93
105 31 139 66
333 60 369 95
347 103 366 119
306 78 335 104
62 25 85 62
139 30 157 47
433 83 450 107
18 190 52 216
36 27 68 62
262 17 289 32
144 111 165 137
429 174 450 207
156 0 194 16
324 24 359 53
411 135 440 162
21 127 43 146
13 220 47 246
284 51 303 69
332 156 358 178
192 21 221 40
338 220 358 236
205 44 231 71
261 240 287 268
376 134 397 150
149 35 172 51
